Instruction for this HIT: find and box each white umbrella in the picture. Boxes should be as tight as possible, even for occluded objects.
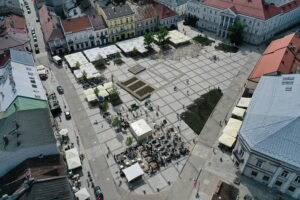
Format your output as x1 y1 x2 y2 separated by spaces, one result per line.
75 187 90 200
59 129 68 137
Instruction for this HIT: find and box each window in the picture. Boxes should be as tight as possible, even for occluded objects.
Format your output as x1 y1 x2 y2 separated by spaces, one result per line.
275 181 282 186
262 176 270 181
28 72 33 76
30 80 36 84
256 160 263 168
251 171 258 177
294 176 300 183
26 67 32 71
35 95 41 98
281 171 289 178
288 186 296 192
239 149 244 157
32 84 37 88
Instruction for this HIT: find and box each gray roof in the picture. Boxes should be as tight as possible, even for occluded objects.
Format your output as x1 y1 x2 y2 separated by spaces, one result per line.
102 4 134 20
240 74 300 168
0 108 56 156
10 49 34 66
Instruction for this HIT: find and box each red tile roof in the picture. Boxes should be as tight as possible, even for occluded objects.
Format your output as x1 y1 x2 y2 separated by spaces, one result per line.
152 2 177 19
39 5 64 42
62 16 92 33
249 33 300 79
136 4 158 20
89 15 107 31
203 0 300 20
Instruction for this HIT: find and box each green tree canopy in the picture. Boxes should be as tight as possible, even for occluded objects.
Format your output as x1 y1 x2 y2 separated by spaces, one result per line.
82 70 88 82
75 61 81 70
144 32 155 49
156 27 170 45
94 58 105 69
227 22 246 46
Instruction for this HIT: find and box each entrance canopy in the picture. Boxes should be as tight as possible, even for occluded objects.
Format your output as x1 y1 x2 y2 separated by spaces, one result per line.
122 163 144 182
65 148 81 170
130 119 152 141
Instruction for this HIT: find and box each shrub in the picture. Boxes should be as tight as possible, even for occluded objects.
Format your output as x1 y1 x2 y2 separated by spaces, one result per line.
125 137 133 146
193 35 214 46
215 43 239 53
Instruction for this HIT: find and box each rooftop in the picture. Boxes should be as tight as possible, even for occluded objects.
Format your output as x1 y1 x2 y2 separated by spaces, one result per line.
0 50 47 112
0 31 29 53
152 1 177 19
240 74 300 168
39 5 64 42
249 33 300 79
62 16 92 33
203 0 300 20
89 15 107 30
135 4 157 21
102 4 135 20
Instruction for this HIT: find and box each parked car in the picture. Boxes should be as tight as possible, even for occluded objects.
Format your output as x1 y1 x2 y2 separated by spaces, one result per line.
64 111 71 120
56 86 64 94
34 43 38 47
33 37 37 42
35 47 39 54
94 186 104 200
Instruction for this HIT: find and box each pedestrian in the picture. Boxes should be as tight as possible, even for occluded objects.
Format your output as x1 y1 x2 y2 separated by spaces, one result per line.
156 111 159 117
219 120 222 126
177 113 180 120
76 136 79 146
186 79 189 85
183 104 185 110
107 146 110 153
193 139 195 144
106 153 109 158
87 179 90 187
187 90 189 96
157 105 160 111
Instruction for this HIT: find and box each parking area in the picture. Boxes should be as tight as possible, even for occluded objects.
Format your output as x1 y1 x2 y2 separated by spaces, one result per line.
60 39 252 195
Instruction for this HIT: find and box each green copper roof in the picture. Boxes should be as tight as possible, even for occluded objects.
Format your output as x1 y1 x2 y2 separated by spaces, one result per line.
0 96 48 119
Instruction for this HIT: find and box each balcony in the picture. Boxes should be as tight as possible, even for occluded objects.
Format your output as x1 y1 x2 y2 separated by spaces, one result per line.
232 150 244 163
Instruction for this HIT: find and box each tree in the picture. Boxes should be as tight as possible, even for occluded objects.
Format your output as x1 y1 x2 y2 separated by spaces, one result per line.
75 61 81 70
109 86 120 101
114 52 121 59
125 137 133 147
156 26 170 45
227 22 247 45
131 47 138 57
102 101 109 111
94 58 105 69
144 32 155 49
82 70 88 82
112 117 121 127
94 87 99 97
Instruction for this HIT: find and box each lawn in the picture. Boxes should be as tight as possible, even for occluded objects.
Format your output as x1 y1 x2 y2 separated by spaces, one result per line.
193 35 215 46
181 89 223 134
215 43 239 53
212 182 239 200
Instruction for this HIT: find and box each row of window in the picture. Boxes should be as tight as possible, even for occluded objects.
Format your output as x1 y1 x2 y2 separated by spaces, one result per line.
109 17 134 26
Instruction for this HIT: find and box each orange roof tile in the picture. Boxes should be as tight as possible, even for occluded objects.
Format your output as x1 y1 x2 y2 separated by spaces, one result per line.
62 16 92 33
249 33 300 79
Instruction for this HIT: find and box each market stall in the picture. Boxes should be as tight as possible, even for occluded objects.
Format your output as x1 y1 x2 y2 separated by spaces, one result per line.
65 148 81 170
122 163 144 182
130 119 152 141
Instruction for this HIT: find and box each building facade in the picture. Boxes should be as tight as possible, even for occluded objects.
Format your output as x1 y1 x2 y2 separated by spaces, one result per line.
0 0 23 16
98 4 136 42
153 2 179 29
89 15 109 45
135 4 158 36
232 74 300 199
154 0 187 15
186 0 300 44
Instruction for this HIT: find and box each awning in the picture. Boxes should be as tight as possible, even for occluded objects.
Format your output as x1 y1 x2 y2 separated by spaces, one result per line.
122 163 144 182
237 97 252 108
222 118 242 138
75 187 90 200
53 55 61 62
103 82 113 90
59 128 68 136
74 70 83 79
65 148 81 170
98 90 109 97
218 133 236 148
232 107 246 119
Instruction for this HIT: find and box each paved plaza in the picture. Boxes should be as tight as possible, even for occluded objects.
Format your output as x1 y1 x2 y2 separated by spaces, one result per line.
63 40 254 195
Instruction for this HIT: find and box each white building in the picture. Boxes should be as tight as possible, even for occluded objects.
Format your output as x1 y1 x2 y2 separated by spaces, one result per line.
153 1 179 29
233 74 300 199
0 50 58 177
186 0 300 44
155 0 187 15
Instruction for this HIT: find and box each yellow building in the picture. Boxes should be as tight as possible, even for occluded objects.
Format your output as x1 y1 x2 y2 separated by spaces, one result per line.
98 4 135 42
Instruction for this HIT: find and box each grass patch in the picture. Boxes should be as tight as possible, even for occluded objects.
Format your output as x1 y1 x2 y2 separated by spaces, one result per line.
212 182 239 200
128 81 146 91
122 77 138 86
181 89 222 134
113 58 124 65
136 86 155 96
193 35 214 46
215 43 239 53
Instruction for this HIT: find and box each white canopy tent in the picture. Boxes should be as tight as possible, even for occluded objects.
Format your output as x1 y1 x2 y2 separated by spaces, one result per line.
59 128 68 137
232 107 246 119
73 69 83 79
103 82 113 91
80 63 101 79
168 30 191 45
65 148 81 170
116 36 147 54
83 47 103 62
130 119 152 141
83 88 97 102
75 187 90 200
222 118 242 138
97 45 121 59
36 65 47 76
237 97 252 108
218 134 236 148
122 163 144 182
64 52 89 68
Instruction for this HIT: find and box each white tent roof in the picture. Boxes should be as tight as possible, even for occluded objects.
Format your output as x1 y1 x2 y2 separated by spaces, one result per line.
83 47 103 62
103 82 113 90
96 85 106 91
36 65 46 71
80 63 100 79
168 30 191 45
83 88 97 102
93 45 121 59
59 128 68 136
64 52 89 68
222 118 242 138
237 97 252 108
122 163 144 182
75 187 90 200
98 89 109 97
74 69 83 79
65 148 81 170
218 133 236 148
116 36 147 54
53 55 61 62
232 107 246 118
130 119 152 137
